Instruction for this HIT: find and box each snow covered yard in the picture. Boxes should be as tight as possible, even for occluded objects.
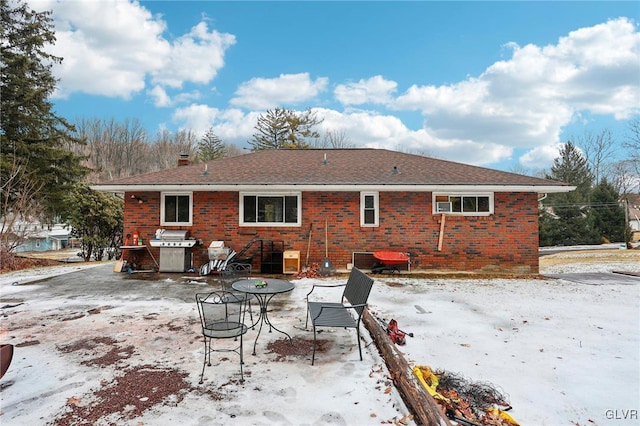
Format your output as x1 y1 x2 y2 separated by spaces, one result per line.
0 248 638 425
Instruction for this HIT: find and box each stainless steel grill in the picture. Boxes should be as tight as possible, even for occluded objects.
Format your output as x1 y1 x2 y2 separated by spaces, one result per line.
149 230 197 248
149 230 196 272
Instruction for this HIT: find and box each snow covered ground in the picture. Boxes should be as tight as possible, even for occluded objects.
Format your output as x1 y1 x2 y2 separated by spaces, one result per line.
0 248 638 425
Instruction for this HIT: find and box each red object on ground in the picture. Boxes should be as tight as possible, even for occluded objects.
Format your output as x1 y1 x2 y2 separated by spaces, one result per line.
1 344 14 380
386 319 406 345
373 251 410 265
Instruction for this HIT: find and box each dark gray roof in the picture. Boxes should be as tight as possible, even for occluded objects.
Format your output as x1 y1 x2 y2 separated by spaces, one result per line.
93 148 573 192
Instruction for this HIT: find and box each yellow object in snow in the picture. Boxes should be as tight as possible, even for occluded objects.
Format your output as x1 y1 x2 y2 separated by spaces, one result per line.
412 365 454 403
487 408 520 426
413 365 520 426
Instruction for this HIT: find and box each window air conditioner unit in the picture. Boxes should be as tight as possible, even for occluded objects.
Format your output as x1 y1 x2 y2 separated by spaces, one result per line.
436 202 452 213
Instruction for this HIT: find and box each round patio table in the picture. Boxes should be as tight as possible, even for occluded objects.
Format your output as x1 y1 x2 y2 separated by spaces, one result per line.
232 278 295 355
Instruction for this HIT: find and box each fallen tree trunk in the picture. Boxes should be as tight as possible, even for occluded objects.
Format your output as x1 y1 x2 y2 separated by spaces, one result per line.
363 310 452 426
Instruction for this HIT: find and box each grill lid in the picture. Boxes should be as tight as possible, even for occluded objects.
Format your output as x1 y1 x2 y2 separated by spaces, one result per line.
160 230 189 241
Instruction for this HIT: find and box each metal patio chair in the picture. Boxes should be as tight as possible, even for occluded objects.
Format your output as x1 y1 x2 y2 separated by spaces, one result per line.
305 267 375 365
220 262 254 324
195 291 249 383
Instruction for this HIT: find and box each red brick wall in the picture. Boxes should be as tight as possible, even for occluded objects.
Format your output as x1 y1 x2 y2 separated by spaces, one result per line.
123 191 539 274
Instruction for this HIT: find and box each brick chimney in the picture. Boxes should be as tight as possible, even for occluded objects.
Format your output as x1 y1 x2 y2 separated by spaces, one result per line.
178 153 190 166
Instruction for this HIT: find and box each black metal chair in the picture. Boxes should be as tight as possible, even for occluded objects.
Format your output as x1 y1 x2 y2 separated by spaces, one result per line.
306 267 375 365
195 291 249 383
220 262 254 324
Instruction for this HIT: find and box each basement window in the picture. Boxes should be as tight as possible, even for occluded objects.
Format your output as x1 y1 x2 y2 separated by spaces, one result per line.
361 192 379 227
161 192 192 226
240 193 301 226
433 193 493 216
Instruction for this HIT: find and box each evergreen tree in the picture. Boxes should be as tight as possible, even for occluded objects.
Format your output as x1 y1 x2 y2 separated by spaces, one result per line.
540 142 598 246
249 107 323 151
61 184 123 261
1 0 88 221
590 179 626 243
546 142 593 199
197 127 226 161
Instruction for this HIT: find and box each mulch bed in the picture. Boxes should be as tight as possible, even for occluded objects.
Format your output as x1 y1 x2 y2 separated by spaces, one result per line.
0 252 63 273
265 337 330 361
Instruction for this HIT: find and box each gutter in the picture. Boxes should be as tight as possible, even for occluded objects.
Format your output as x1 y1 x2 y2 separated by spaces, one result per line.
91 184 577 194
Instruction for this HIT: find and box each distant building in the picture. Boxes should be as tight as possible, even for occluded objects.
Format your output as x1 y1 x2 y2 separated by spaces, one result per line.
9 221 75 253
625 194 640 242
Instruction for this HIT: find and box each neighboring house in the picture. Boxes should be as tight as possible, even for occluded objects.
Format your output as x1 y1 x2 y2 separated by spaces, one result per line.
9 222 74 253
624 193 640 241
92 149 574 274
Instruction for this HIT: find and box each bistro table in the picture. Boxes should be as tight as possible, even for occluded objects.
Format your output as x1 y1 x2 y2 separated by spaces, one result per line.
231 278 295 355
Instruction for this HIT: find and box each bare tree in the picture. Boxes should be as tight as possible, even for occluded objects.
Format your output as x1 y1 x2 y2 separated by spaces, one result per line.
0 159 45 256
149 129 199 170
609 160 639 195
624 118 640 179
225 144 247 158
117 118 150 177
576 129 616 185
150 129 177 171
314 129 354 148
73 117 150 182
174 129 200 162
509 164 533 176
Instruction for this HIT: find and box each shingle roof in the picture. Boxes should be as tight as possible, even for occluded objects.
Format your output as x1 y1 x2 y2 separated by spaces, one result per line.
92 148 573 192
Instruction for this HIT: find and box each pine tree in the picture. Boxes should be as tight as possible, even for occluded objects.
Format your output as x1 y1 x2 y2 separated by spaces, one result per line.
590 179 626 243
197 127 226 161
540 142 598 246
248 107 323 151
546 142 593 198
1 0 88 221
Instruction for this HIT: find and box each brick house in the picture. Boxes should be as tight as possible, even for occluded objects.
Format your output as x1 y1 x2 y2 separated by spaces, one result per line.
92 148 574 274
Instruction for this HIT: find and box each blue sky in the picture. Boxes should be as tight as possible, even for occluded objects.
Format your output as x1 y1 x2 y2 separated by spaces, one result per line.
33 1 640 173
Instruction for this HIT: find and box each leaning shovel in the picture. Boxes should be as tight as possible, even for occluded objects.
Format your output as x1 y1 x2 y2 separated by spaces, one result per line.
319 220 335 276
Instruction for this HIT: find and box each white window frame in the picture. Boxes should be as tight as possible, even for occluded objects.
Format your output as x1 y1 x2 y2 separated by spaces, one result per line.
432 193 494 216
360 192 379 227
160 192 193 226
239 192 302 227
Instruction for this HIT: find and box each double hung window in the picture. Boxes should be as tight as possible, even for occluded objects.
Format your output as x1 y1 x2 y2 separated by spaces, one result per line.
361 192 379 227
161 192 192 226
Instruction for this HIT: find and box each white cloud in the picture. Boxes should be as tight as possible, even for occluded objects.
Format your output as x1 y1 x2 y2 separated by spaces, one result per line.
151 21 236 89
388 17 640 169
170 17 638 170
38 0 234 100
519 144 564 170
172 105 514 165
334 76 397 105
314 108 513 166
148 86 171 107
37 0 169 99
33 0 639 172
171 105 258 142
230 73 329 110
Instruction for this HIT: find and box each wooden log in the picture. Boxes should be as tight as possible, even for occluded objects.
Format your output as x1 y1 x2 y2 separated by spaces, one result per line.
363 310 452 426
437 214 446 252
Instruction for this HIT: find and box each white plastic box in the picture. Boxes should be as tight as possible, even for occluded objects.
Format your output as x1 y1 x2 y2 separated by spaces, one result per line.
208 241 230 260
